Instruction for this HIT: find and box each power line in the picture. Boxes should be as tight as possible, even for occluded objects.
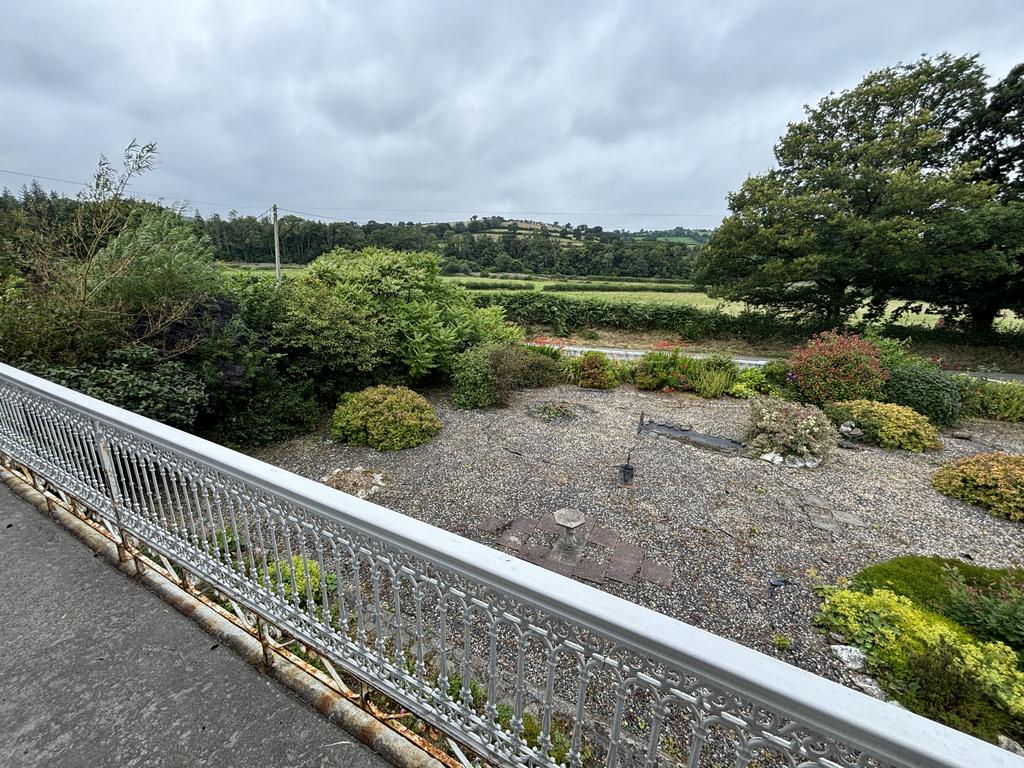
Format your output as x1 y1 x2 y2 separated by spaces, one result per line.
0 167 725 221
279 205 723 218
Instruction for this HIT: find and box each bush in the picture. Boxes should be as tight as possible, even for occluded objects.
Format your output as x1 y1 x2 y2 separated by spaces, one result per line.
946 570 1024 655
824 400 940 452
884 366 961 426
864 327 940 371
746 397 837 458
788 331 888 406
933 452 1024 522
761 359 790 388
853 556 1022 617
563 351 620 389
633 349 691 391
452 344 562 409
491 345 562 401
901 638 1010 741
953 376 1024 423
21 347 206 429
727 367 777 399
266 556 336 608
331 385 441 450
690 367 734 399
452 345 501 408
818 588 1024 739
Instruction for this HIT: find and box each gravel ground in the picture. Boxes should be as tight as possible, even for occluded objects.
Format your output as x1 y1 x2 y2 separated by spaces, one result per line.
252 385 1024 695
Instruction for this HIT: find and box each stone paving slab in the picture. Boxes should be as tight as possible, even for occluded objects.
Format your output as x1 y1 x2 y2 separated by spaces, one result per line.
0 487 389 768
480 514 673 589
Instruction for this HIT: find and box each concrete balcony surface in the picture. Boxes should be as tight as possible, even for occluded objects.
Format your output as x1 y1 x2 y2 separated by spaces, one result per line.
0 486 390 768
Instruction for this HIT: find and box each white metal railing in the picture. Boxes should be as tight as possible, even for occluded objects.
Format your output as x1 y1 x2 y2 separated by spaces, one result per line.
0 360 1018 768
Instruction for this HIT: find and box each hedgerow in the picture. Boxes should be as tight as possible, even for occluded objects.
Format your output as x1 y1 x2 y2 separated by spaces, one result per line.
471 291 825 339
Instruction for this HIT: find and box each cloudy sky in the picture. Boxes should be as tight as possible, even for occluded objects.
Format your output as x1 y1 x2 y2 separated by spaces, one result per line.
2 1 1022 230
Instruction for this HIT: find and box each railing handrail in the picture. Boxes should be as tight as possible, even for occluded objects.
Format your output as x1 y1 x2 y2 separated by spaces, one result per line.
0 360 1018 768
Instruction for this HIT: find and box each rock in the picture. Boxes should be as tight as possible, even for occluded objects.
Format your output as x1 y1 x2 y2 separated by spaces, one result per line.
784 455 822 469
760 452 784 465
837 439 863 450
839 420 863 438
952 431 974 440
851 673 886 700
799 494 831 512
828 632 846 644
830 644 866 671
833 510 868 528
999 735 1024 757
809 515 839 533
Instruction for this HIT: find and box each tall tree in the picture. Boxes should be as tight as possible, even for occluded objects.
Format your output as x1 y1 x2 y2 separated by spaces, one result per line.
696 54 1022 328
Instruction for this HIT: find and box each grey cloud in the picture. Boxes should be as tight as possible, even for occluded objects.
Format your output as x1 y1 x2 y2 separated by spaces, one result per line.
1 0 1022 229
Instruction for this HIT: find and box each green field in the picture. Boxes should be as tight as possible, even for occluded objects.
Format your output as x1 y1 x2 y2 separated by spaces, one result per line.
216 264 1021 331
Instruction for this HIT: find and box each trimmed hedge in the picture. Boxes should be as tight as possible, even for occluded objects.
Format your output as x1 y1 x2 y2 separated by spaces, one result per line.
542 281 695 293
471 291 827 339
472 292 1024 349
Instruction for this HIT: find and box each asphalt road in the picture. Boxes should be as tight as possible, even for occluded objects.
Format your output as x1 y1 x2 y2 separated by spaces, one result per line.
0 484 389 768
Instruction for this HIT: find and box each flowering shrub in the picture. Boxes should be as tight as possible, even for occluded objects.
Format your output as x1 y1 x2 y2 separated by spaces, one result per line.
563 351 621 389
824 400 940 452
745 398 837 458
933 452 1024 522
332 385 441 450
788 331 888 405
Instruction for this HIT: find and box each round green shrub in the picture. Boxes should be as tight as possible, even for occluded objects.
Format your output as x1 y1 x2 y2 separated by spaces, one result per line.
788 331 887 406
727 367 777 399
824 400 940 452
884 365 961 426
933 452 1024 522
563 351 620 389
331 385 441 450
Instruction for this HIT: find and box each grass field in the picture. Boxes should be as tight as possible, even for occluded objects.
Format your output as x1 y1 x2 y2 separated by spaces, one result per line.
216 264 1022 332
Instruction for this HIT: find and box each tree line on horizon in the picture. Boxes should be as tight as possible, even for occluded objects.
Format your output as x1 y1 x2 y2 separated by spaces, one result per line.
0 187 703 280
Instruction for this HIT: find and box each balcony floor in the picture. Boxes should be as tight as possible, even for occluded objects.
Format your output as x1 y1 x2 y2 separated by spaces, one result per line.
0 485 390 768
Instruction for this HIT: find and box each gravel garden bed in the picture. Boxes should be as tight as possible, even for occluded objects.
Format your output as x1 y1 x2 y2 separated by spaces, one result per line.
252 384 1024 694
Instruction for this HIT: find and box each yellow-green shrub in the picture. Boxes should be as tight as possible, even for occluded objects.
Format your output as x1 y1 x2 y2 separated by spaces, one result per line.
824 400 940 452
819 589 1024 727
933 452 1024 522
266 556 332 608
332 385 441 450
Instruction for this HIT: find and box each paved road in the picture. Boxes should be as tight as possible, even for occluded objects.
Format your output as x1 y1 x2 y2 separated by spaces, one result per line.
542 343 1024 381
0 485 389 768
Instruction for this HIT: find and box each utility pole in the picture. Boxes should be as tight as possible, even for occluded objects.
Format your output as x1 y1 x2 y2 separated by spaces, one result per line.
272 203 282 285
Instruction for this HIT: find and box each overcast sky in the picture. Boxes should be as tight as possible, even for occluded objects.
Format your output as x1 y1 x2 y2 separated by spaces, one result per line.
2 1 1022 230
